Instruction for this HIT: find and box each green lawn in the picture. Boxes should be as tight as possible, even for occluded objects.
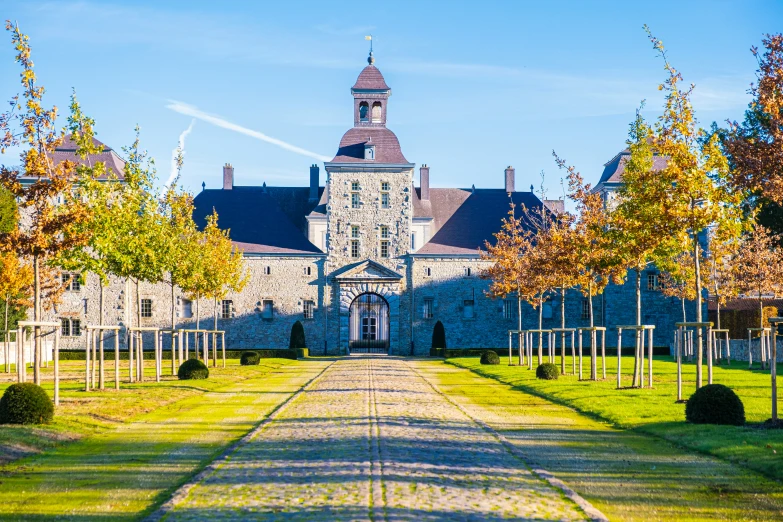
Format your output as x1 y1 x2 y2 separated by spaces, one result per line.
0 358 330 520
448 355 783 483
418 360 783 522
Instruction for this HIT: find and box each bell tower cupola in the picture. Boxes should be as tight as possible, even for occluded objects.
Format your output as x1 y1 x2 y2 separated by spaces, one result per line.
352 51 391 127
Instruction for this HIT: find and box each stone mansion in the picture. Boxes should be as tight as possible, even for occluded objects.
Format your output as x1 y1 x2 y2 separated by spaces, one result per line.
46 53 698 354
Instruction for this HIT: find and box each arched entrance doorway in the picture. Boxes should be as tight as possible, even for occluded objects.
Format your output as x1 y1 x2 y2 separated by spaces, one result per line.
349 293 390 354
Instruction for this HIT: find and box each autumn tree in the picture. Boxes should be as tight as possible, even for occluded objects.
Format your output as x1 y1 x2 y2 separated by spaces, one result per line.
724 34 783 206
481 202 535 343
706 229 741 330
0 252 32 372
659 252 698 324
640 27 746 388
733 225 783 330
0 22 91 383
0 186 15 233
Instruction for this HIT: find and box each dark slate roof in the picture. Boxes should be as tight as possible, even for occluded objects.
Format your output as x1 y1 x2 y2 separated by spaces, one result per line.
331 127 409 164
48 134 126 180
352 65 390 91
416 189 545 255
193 186 324 255
707 297 783 312
597 147 668 186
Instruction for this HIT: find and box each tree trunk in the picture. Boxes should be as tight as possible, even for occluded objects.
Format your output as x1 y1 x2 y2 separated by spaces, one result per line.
682 298 686 323
213 297 218 330
694 234 703 389
33 254 40 384
4 296 9 374
561 286 566 375
170 282 176 331
589 280 596 380
632 269 641 387
196 293 201 361
538 295 544 365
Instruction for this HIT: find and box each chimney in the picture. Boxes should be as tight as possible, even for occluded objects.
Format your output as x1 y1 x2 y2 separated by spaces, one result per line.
420 164 430 201
309 164 320 202
504 166 515 193
222 163 234 190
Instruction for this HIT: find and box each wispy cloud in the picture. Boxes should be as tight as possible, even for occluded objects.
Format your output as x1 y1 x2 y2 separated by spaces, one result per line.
166 101 331 162
166 119 195 187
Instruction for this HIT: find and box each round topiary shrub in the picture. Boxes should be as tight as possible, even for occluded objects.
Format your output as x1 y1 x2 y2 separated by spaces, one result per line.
685 384 745 426
480 350 500 365
178 359 209 380
0 383 54 425
536 363 560 380
240 351 260 366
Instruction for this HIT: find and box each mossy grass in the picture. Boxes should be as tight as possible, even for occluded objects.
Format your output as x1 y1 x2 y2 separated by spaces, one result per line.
417 360 783 521
449 355 783 483
0 358 329 518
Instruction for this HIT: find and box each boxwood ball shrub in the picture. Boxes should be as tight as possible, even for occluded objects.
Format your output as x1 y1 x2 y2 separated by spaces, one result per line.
178 359 209 380
480 350 500 365
536 363 560 380
0 383 54 425
240 351 260 366
685 384 745 426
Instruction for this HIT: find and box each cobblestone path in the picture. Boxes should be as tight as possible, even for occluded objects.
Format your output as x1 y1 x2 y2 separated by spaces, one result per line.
164 357 591 521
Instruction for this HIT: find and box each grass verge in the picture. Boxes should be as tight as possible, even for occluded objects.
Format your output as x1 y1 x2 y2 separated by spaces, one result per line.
448 355 783 483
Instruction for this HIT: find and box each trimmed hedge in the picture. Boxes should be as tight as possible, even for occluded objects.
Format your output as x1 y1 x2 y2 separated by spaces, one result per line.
0 383 54 425
536 363 559 380
178 359 209 380
685 384 745 426
480 350 500 365
708 305 778 340
289 321 306 349
240 351 260 366
56 348 298 361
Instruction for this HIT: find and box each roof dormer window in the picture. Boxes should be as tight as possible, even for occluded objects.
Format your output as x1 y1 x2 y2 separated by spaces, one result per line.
364 143 376 161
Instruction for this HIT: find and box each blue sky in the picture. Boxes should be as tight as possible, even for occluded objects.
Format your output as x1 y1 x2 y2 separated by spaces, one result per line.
2 1 780 202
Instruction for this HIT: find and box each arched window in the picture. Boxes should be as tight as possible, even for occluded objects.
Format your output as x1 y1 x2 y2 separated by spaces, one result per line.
371 102 382 123
359 102 369 121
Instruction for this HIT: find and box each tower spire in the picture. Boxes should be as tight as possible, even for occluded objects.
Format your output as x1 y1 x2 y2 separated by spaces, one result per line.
365 35 374 64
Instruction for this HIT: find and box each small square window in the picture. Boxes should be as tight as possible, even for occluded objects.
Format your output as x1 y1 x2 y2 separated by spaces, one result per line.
303 300 314 320
380 226 389 239
424 267 432 277
351 192 360 209
463 300 475 319
464 267 472 277
263 266 271 275
304 266 312 276
423 298 434 319
141 299 153 318
381 182 390 191
381 193 390 209
351 181 360 191
262 300 274 320
503 300 515 320
411 233 416 250
380 241 389 258
221 299 233 319
351 225 360 238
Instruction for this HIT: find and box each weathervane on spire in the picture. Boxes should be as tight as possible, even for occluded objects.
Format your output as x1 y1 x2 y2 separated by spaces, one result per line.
365 34 374 64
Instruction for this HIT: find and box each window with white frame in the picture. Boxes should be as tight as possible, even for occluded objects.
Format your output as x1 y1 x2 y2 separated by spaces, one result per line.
423 298 434 319
381 192 390 208
351 181 360 208
303 300 314 320
263 266 271 275
503 299 515 320
60 318 81 337
463 300 475 319
221 299 233 319
647 272 659 291
62 272 81 292
380 226 389 258
464 267 472 277
351 225 360 258
141 299 153 318
262 300 274 320
424 267 432 277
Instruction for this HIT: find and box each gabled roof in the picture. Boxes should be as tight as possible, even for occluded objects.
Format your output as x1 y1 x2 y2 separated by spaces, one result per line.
48 134 126 180
597 146 668 187
192 186 324 255
415 189 545 256
332 259 403 281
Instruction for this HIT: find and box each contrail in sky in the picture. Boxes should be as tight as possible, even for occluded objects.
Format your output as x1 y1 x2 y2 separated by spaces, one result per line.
166 100 331 162
167 119 195 187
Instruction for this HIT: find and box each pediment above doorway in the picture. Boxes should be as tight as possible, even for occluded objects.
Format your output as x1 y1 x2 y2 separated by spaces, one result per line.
332 259 403 282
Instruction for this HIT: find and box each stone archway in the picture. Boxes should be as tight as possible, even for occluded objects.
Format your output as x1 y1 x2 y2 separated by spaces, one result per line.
349 293 390 354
